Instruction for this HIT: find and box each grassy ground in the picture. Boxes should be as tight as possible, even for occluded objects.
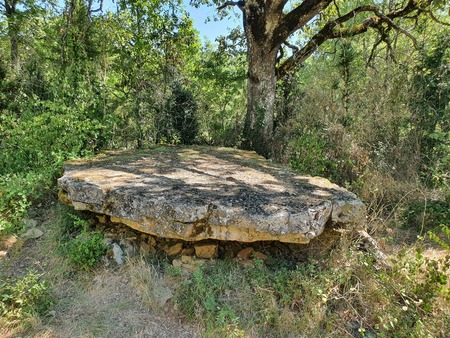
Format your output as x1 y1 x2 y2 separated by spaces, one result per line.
0 201 200 338
0 192 449 337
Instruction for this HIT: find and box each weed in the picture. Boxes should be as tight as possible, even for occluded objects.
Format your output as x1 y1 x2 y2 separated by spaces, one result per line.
173 258 332 337
0 172 53 234
129 258 174 311
429 225 450 249
172 239 450 338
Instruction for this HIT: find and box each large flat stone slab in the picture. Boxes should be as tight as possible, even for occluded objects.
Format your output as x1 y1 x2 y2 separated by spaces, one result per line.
58 146 366 244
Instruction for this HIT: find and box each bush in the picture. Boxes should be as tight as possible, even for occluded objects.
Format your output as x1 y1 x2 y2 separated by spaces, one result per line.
289 130 338 179
174 258 331 337
0 89 104 235
403 199 450 233
0 271 52 322
0 105 102 175
172 243 450 337
0 172 53 234
59 214 106 270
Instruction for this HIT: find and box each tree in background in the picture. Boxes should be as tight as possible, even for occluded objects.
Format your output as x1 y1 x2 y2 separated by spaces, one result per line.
109 0 199 147
192 37 246 146
411 32 449 186
167 81 199 144
208 0 449 157
1 0 20 69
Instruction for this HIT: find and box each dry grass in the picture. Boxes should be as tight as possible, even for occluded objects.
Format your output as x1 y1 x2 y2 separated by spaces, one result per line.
24 266 200 338
128 258 174 311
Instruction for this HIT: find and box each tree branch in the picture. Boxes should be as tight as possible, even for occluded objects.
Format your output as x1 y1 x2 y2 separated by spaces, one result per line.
273 0 333 48
366 37 383 68
283 40 299 52
371 7 417 48
217 1 245 12
88 0 103 16
421 9 450 26
277 1 430 77
277 6 379 77
3 0 11 14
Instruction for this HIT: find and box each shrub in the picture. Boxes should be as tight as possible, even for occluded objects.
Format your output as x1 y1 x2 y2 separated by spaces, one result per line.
289 130 338 179
59 214 106 270
174 258 331 337
0 271 52 322
172 242 450 337
403 199 450 233
0 172 53 234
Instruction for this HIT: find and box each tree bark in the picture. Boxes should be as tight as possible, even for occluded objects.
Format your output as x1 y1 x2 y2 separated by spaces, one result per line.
241 0 281 158
243 44 278 157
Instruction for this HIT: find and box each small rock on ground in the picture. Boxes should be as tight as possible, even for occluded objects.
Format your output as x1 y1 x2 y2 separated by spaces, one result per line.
21 228 44 240
112 243 124 265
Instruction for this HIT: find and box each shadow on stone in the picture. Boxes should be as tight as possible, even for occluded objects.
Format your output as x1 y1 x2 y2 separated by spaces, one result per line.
58 146 366 244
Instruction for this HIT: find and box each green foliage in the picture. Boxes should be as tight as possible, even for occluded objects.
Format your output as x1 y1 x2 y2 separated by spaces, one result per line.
411 31 450 187
0 172 52 233
108 0 200 148
174 258 330 336
155 81 200 145
289 131 338 179
429 225 450 250
0 78 104 234
403 199 450 232
0 271 52 322
167 82 199 144
59 214 106 270
193 41 246 147
0 1 448 336
173 247 450 337
0 105 102 175
389 245 450 317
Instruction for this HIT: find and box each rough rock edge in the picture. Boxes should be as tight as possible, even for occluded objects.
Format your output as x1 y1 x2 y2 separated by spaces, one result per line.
58 189 365 244
57 147 366 244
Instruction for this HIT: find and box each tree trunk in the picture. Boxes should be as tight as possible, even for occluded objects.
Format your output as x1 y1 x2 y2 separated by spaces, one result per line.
8 24 19 70
241 1 280 158
5 0 20 70
243 44 278 157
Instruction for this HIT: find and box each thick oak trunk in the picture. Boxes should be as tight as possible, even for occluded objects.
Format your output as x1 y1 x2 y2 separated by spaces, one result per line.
241 0 281 158
219 0 429 158
243 45 278 157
